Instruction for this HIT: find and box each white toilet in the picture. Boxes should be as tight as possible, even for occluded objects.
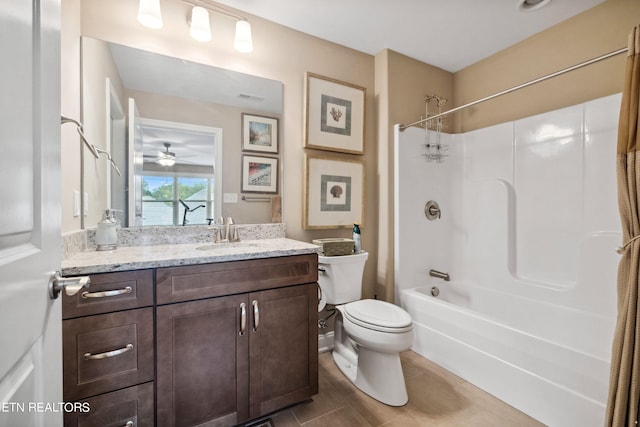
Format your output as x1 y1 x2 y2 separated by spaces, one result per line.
318 251 413 406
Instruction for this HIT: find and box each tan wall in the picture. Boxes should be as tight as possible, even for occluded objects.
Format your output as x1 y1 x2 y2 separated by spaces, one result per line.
375 50 454 301
81 36 126 227
61 0 82 232
453 0 640 132
63 0 379 297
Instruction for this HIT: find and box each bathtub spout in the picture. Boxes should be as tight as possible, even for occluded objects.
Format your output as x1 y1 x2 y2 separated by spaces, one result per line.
429 269 450 281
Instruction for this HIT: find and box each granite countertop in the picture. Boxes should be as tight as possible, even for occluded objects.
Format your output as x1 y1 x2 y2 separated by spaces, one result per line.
62 238 322 276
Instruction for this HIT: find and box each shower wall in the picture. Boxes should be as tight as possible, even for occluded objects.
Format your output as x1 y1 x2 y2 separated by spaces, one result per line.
395 92 622 330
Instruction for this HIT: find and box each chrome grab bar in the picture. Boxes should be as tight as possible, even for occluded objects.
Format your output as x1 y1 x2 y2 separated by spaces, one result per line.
83 343 133 361
252 300 260 332
81 286 132 299
239 303 247 335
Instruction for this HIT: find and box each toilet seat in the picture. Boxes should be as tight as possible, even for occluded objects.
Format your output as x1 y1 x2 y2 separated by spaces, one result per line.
343 300 413 333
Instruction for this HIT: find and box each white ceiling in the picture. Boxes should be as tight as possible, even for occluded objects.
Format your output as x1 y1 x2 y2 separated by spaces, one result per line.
213 0 606 72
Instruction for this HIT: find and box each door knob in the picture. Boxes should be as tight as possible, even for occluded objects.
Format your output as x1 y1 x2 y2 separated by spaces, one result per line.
48 271 90 300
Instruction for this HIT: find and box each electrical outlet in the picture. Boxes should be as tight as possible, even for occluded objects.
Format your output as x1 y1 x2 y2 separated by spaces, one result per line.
223 193 238 203
73 190 80 217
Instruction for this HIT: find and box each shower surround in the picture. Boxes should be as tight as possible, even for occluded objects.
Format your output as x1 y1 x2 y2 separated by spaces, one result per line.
394 94 622 426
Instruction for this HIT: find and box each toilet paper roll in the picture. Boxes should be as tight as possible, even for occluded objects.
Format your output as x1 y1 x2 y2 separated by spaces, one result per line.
318 286 327 312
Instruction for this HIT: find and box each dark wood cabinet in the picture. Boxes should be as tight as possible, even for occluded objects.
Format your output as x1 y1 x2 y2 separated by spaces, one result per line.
62 270 155 427
157 293 250 426
156 254 318 427
63 253 318 427
248 284 318 418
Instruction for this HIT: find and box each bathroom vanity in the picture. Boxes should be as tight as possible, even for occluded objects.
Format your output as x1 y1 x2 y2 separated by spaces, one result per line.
61 235 320 427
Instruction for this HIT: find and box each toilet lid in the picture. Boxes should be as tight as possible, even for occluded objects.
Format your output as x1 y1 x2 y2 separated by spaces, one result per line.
343 299 412 330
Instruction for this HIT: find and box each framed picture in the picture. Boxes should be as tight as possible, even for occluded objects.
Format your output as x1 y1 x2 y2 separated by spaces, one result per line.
241 155 278 193
304 72 365 155
304 154 364 229
242 113 279 154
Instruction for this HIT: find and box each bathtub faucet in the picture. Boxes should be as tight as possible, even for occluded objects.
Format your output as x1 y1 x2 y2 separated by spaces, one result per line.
429 269 450 282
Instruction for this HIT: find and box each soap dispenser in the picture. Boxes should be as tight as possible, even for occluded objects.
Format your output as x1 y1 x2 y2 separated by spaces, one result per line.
95 209 119 251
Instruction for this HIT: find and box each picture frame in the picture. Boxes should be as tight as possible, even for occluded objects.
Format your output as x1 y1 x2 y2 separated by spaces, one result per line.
304 154 364 229
242 113 279 154
241 155 278 194
304 72 365 155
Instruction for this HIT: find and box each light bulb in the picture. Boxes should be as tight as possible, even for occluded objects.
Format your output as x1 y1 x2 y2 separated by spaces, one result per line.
157 157 175 167
189 6 212 42
234 20 253 53
137 0 163 29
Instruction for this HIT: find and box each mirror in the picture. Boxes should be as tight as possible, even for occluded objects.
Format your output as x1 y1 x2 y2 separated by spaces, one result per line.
81 37 283 228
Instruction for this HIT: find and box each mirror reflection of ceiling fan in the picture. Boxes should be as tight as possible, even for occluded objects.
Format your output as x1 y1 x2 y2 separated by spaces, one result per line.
144 142 200 167
156 142 176 166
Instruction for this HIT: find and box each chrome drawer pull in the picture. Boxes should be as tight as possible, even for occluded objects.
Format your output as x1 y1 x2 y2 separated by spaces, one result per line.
81 286 132 299
83 344 133 361
239 303 246 335
122 422 134 427
252 300 259 332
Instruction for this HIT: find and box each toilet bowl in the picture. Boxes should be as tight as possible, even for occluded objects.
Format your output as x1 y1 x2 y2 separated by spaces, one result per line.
317 252 414 406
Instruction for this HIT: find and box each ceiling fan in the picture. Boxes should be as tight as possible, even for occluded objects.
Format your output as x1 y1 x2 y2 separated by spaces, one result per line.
156 142 176 166
142 142 177 166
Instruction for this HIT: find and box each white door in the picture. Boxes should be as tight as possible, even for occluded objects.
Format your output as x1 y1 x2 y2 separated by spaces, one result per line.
128 98 144 227
0 1 63 426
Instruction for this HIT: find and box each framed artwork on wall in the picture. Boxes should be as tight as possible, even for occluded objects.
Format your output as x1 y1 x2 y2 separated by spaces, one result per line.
241 155 278 194
242 113 279 154
304 72 365 155
304 154 364 229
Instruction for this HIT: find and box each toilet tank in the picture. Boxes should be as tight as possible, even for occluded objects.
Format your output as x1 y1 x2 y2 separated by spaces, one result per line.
318 251 369 305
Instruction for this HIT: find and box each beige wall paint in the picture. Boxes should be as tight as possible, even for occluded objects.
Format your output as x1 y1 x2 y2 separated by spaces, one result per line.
61 0 81 232
375 50 454 301
61 0 637 301
81 36 126 228
63 0 378 297
453 0 640 132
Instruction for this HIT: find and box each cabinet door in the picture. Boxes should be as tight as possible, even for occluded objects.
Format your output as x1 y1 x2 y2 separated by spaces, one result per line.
157 294 249 427
249 283 318 418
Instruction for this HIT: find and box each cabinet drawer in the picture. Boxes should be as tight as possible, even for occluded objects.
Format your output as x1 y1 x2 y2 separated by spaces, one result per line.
63 382 153 427
63 308 154 401
63 270 153 319
156 254 318 304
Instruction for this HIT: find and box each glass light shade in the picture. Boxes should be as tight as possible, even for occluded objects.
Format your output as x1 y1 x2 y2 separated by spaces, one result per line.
189 6 212 42
234 20 253 53
157 157 175 167
137 0 163 29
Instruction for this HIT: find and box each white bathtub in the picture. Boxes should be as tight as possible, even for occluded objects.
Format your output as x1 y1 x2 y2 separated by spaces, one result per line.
399 283 615 427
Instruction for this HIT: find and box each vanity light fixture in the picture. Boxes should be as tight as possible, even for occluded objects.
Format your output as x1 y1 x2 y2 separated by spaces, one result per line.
138 0 254 52
189 6 212 42
184 0 254 53
234 20 253 53
137 0 163 29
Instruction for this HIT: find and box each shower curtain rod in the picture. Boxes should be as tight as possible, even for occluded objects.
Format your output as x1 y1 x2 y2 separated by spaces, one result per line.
399 47 628 131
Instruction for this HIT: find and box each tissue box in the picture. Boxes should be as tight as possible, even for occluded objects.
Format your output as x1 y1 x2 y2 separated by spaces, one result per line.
312 238 355 256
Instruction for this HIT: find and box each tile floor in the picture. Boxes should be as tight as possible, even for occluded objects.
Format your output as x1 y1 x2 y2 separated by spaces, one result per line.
266 350 544 427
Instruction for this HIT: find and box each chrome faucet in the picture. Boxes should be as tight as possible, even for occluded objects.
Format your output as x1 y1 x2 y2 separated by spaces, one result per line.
215 217 239 243
429 269 450 281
